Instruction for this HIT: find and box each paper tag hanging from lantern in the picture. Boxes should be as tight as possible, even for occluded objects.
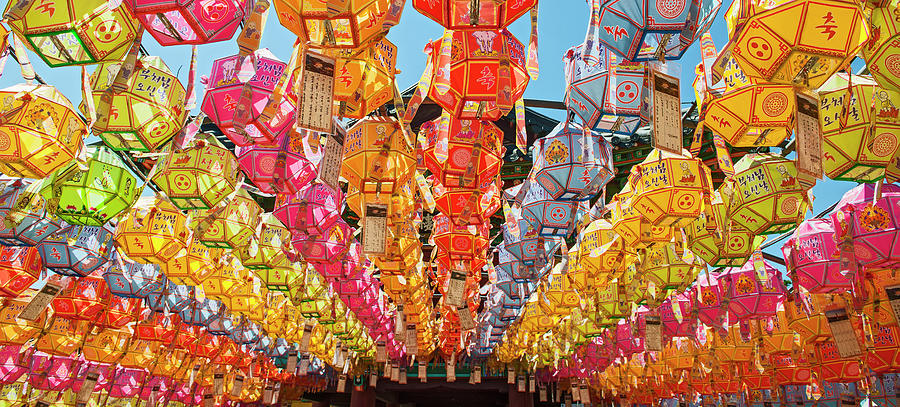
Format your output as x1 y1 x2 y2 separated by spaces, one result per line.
19 281 62 321
319 127 345 189
446 270 467 307
447 354 456 382
149 385 160 407
712 133 735 178
376 341 387 362
363 204 388 255
287 349 298 372
580 384 589 402
214 373 224 395
370 371 378 387
458 305 475 330
338 374 347 392
507 367 515 384
418 363 427 382
473 366 482 384
885 285 900 325
651 70 682 154
300 325 313 351
572 386 581 403
263 383 273 404
203 394 214 407
529 375 536 393
75 371 99 404
645 315 663 351
540 384 548 402
795 93 823 188
395 305 405 337
390 363 399 382
517 375 526 392
825 308 862 358
273 382 281 402
230 376 244 397
299 354 310 375
297 52 335 133
406 323 418 354
399 367 408 384
189 365 199 388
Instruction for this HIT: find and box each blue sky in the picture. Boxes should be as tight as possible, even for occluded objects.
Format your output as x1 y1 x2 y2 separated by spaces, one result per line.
0 1 855 259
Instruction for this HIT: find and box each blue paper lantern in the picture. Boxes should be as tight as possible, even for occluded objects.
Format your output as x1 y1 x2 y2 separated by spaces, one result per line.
144 282 193 313
0 179 61 246
564 43 648 135
521 185 589 237
103 252 166 298
589 0 721 61
37 221 115 277
533 122 615 200
180 297 224 327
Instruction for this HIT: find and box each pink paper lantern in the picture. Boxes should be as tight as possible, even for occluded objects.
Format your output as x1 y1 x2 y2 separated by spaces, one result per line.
659 292 695 338
718 259 786 323
27 354 79 391
291 220 352 262
201 48 296 147
0 345 27 384
235 129 317 194
831 183 900 268
615 320 644 358
125 0 250 46
108 367 147 399
274 182 343 237
783 218 851 293
693 272 726 329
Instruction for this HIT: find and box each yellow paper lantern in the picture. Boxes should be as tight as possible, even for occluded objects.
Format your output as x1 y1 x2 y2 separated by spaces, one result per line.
84 56 187 152
639 243 699 292
818 73 900 182
194 189 263 250
865 1 900 92
115 197 189 264
630 149 712 227
5 0 140 67
151 139 240 210
341 116 415 209
163 235 223 286
686 191 762 267
330 37 397 119
579 219 627 285
0 293 47 345
239 214 291 270
720 0 868 89
0 84 85 179
703 56 796 148
725 153 808 235
273 0 394 49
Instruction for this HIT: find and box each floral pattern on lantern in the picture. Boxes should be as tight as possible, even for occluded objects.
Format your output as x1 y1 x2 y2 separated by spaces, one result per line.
421 112 504 190
533 122 614 201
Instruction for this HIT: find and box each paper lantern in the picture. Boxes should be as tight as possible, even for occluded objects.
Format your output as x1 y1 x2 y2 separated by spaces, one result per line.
84 56 187 151
341 116 416 203
114 197 189 264
717 258 786 322
274 0 395 48
521 185 587 237
630 148 711 227
45 146 138 225
426 29 529 121
784 293 832 344
533 122 614 201
274 182 343 237
0 295 47 345
431 180 501 225
123 0 249 46
589 0 720 61
830 182 900 268
330 37 398 119
104 254 166 298
595 279 632 324
816 340 865 383
818 73 900 182
373 234 422 276
865 1 900 92
564 43 647 135
0 84 85 179
686 190 759 268
179 297 224 326
702 56 796 148
659 293 695 338
235 129 317 195
194 189 262 249
639 243 698 292
782 218 850 293
163 235 223 286
5 0 140 67
51 276 110 320
145 282 193 313
432 213 489 266
239 215 291 270
421 112 504 190
35 318 88 357
721 0 867 89
867 322 900 374
0 246 41 298
150 139 240 210
82 328 131 363
37 221 115 277
26 355 79 391
292 219 353 263
726 153 807 235
412 0 534 29
611 183 676 248
201 48 295 147
0 180 61 247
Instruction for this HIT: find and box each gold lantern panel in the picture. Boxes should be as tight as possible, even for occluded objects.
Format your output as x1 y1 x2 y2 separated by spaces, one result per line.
726 153 808 235
194 189 263 250
273 0 394 49
630 149 712 227
115 197 189 264
341 116 416 200
151 139 241 210
330 37 397 119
